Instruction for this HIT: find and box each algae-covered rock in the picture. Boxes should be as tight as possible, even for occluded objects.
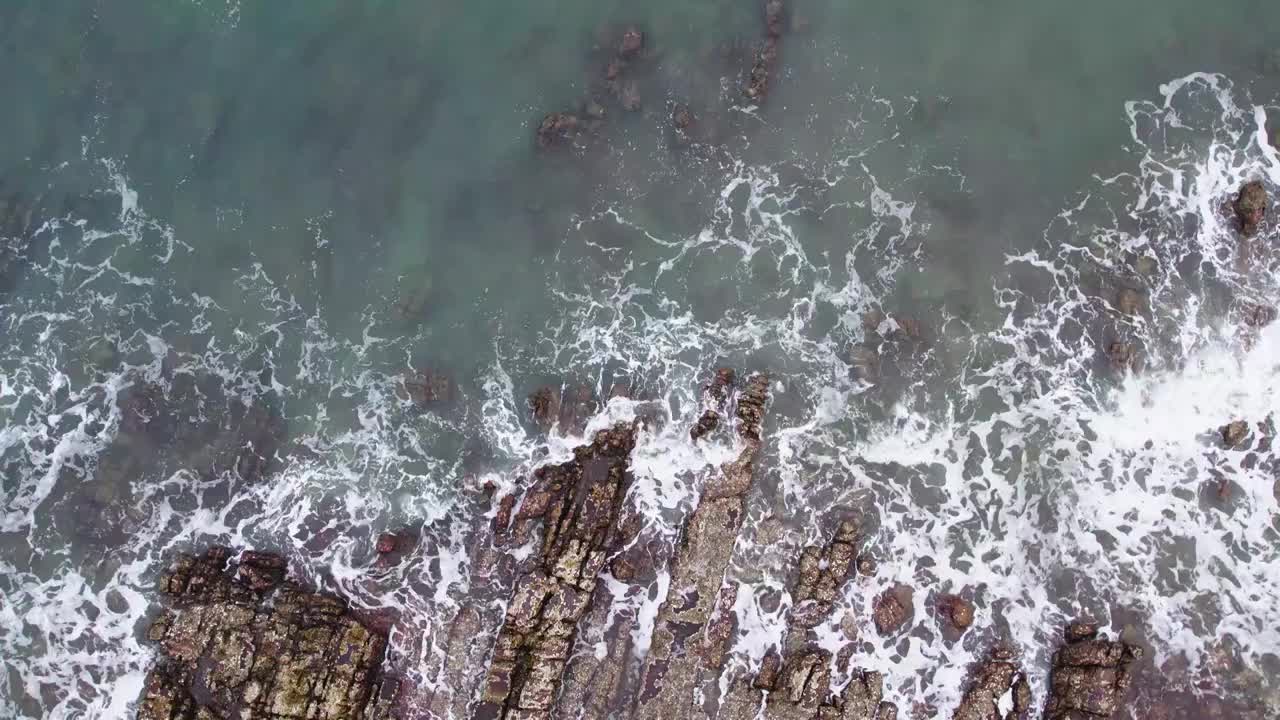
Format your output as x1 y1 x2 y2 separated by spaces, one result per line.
135 547 396 720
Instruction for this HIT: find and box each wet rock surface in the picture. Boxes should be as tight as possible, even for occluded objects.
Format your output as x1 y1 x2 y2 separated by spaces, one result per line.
1234 180 1267 236
475 423 638 719
952 648 1031 720
135 547 396 720
1043 623 1143 719
633 374 770 719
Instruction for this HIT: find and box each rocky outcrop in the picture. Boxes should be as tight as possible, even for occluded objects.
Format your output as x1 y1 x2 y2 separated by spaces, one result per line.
789 520 861 628
1234 180 1267 236
474 423 638 719
1042 623 1142 720
953 648 1032 720
135 547 396 720
632 373 770 719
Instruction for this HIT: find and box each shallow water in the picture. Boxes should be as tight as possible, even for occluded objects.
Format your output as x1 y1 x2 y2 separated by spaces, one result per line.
2 2 1280 718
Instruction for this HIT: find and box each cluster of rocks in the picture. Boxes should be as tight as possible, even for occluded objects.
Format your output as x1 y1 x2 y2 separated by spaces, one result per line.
952 647 1032 720
135 547 397 720
535 25 651 150
534 0 801 152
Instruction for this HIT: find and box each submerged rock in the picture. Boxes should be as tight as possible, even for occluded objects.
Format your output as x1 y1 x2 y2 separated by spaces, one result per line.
1043 623 1143 719
135 547 396 720
1115 288 1143 316
619 26 645 58
536 112 581 149
1234 180 1267 236
1105 341 1138 373
401 368 452 409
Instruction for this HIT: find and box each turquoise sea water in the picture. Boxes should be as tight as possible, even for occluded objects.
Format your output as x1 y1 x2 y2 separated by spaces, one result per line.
2 2 1280 717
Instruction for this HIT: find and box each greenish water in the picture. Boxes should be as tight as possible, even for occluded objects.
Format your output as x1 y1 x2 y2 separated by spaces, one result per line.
2 1 1279 718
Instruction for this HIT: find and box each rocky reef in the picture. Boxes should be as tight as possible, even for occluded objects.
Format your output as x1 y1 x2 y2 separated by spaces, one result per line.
132 367 1175 720
135 547 397 720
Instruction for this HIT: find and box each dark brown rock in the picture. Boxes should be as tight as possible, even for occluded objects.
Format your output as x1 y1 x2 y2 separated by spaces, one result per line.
1105 341 1137 372
1234 180 1267 236
135 548 396 720
936 593 975 638
872 584 914 635
1242 302 1276 329
1043 627 1143 720
690 409 720 441
528 386 561 431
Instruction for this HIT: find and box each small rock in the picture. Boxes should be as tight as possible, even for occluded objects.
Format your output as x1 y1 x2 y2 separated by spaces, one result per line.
536 112 580 149
402 368 452 408
872 584 914 635
856 553 877 576
1106 341 1138 372
672 104 693 130
938 594 975 631
1234 180 1267 236
849 346 880 381
528 386 561 431
690 409 720 441
1242 303 1276 329
1221 420 1249 448
1065 620 1099 643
